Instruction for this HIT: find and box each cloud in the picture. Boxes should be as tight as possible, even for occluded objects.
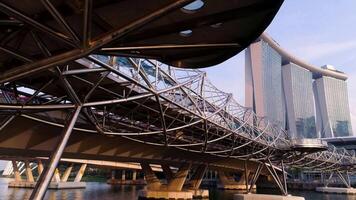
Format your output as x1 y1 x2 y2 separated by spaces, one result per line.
293 40 356 62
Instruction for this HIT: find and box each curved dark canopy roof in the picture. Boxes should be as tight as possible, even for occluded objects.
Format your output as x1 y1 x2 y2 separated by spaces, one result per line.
0 0 283 83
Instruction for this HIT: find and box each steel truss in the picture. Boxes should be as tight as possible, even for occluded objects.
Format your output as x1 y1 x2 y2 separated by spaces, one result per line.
0 55 355 170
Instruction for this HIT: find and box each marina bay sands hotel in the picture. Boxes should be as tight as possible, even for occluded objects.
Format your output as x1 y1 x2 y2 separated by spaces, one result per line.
246 33 353 139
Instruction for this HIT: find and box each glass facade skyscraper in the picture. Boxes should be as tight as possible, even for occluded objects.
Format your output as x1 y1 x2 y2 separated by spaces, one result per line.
314 76 353 137
282 63 317 139
245 40 286 128
246 36 353 139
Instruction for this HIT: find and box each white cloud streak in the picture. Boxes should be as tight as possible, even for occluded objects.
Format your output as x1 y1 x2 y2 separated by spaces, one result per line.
292 39 356 62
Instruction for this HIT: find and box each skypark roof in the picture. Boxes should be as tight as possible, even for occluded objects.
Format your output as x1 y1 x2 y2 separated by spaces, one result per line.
0 0 283 84
260 33 348 80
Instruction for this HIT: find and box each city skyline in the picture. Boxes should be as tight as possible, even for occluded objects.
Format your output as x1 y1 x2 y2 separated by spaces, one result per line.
204 0 356 135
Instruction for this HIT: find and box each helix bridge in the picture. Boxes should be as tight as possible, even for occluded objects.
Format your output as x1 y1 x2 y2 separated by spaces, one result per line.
1 55 355 174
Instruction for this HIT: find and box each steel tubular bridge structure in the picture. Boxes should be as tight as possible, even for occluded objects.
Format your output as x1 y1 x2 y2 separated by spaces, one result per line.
0 0 355 199
0 55 355 196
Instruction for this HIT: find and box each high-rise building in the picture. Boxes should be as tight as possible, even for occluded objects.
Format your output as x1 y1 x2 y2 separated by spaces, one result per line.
282 63 317 139
246 34 353 139
245 39 286 128
313 76 353 137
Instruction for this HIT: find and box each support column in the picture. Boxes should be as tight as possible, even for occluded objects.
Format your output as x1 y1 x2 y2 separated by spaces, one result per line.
141 163 161 190
264 160 288 196
30 106 81 200
121 170 126 181
51 169 61 183
12 160 21 182
236 161 305 200
162 164 173 183
218 169 256 190
132 170 137 181
189 164 207 189
25 161 34 182
167 163 191 191
139 163 193 199
37 160 44 175
74 164 87 182
61 164 73 182
187 164 209 198
316 171 356 194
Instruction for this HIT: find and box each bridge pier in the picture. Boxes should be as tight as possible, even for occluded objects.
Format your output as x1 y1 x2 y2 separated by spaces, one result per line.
139 163 206 200
316 171 356 194
74 164 87 182
162 164 173 183
235 160 305 200
11 160 22 182
37 160 44 177
51 168 61 183
187 164 209 198
218 170 257 190
25 160 35 182
132 170 137 181
61 163 73 182
8 160 86 190
107 169 145 185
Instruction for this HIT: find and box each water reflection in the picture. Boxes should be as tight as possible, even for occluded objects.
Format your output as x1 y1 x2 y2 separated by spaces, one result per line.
0 178 355 200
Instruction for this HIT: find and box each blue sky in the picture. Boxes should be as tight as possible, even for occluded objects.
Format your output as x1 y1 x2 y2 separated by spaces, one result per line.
203 0 356 134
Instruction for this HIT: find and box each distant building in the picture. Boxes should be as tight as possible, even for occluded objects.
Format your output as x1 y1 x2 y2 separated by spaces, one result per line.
246 34 353 139
313 76 353 137
282 63 317 139
245 39 286 128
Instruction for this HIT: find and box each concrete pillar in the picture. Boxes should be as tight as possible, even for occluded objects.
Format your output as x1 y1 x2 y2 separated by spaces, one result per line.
167 163 192 191
37 160 44 175
25 161 34 182
141 163 161 190
162 164 173 183
74 164 87 182
52 168 61 183
189 165 207 189
12 160 22 181
121 170 126 181
132 170 137 181
61 164 73 182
